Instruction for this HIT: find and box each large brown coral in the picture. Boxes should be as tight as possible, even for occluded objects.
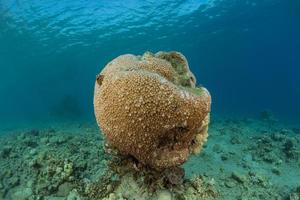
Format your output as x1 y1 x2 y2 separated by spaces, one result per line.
94 51 211 170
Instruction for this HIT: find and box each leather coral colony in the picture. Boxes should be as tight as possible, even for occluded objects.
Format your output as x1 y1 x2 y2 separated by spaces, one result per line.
94 51 211 170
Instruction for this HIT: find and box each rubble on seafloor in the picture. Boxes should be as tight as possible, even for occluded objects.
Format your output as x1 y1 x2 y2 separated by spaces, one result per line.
0 117 299 199
86 155 218 200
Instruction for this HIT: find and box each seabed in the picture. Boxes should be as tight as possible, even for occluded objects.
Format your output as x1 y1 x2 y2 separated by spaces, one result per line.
0 116 299 200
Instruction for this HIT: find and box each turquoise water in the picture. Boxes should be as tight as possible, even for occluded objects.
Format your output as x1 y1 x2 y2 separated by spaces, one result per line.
1 0 299 125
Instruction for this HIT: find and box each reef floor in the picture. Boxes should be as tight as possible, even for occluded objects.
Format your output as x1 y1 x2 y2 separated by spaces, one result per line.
0 116 299 200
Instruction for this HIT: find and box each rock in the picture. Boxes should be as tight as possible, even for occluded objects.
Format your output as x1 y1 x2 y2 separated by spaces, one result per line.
57 182 73 197
225 180 236 188
26 180 34 188
281 129 292 135
271 167 281 175
27 129 40 136
40 137 49 144
262 152 278 163
283 139 299 159
10 187 33 200
29 158 41 168
230 135 241 144
48 128 56 133
22 138 38 148
164 167 184 185
67 189 82 200
49 136 60 144
296 186 300 193
103 193 116 200
9 177 20 187
1 146 12 158
253 174 268 187
48 136 67 145
231 172 246 184
63 161 73 177
212 144 222 153
271 133 286 141
292 128 300 134
37 151 47 160
0 189 5 199
44 197 65 200
156 190 173 200
17 133 26 140
289 193 300 200
221 153 229 161
29 148 37 156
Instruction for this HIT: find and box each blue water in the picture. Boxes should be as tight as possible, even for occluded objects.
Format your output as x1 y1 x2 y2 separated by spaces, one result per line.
0 0 299 125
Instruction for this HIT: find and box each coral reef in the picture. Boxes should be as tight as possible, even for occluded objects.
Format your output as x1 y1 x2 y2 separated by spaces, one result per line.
0 118 299 199
0 122 107 200
93 51 211 169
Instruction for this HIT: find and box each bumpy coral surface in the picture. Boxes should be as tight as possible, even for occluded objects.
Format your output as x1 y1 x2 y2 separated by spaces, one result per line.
94 51 211 169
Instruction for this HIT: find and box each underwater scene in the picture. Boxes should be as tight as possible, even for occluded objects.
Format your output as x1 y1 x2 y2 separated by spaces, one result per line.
0 0 300 199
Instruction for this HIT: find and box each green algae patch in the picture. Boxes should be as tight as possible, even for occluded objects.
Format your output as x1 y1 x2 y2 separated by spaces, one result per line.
184 86 205 96
154 51 195 87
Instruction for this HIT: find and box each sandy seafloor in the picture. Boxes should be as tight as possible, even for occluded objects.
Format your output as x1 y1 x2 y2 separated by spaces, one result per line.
0 116 299 200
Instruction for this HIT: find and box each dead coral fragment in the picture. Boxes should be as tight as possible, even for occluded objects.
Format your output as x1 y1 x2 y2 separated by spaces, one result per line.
94 51 211 169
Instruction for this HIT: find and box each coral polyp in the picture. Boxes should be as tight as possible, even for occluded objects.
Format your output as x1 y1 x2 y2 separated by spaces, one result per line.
94 51 211 170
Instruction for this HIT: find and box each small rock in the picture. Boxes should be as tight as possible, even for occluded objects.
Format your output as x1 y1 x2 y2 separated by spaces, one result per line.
49 136 66 145
221 153 229 161
106 184 113 193
271 133 285 141
58 137 67 144
255 174 268 187
231 172 246 184
5 169 13 177
29 149 38 156
284 139 294 151
67 189 82 200
23 138 38 148
212 144 222 153
41 137 49 144
44 196 65 200
1 146 12 158
27 129 40 136
271 167 281 175
49 136 60 144
10 187 33 200
230 136 241 144
26 180 34 188
9 177 20 187
225 180 236 188
9 152 18 159
29 159 40 168
292 128 300 134
263 153 278 163
57 182 73 197
37 151 47 161
156 190 173 200
248 171 256 177
281 129 291 135
48 128 56 133
17 133 26 140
